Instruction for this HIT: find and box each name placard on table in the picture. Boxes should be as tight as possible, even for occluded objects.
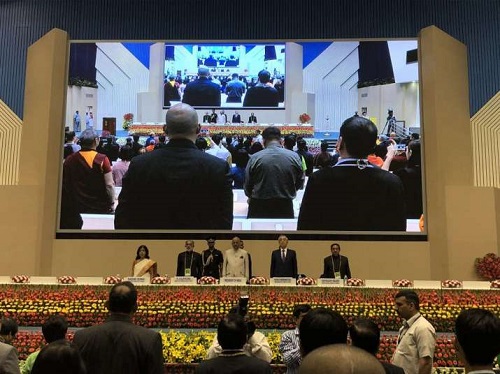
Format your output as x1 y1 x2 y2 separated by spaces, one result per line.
270 277 295 286
171 276 198 285
219 277 247 285
124 277 147 284
317 278 343 287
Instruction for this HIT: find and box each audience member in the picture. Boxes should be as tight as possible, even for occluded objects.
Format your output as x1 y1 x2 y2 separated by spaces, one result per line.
206 134 232 165
131 135 144 157
299 307 348 357
350 318 404 374
62 129 115 214
199 314 272 373
226 74 246 103
22 315 68 374
297 116 406 231
31 340 86 374
164 74 181 106
313 140 333 169
195 137 209 151
131 245 158 282
0 331 19 374
182 66 221 107
230 149 249 189
321 243 351 279
279 304 311 374
270 235 298 278
73 281 164 374
391 290 436 374
223 236 250 280
454 308 500 373
176 240 203 278
243 70 279 107
115 103 233 230
296 138 314 177
202 237 224 279
102 136 120 162
283 134 296 151
244 127 304 218
63 131 81 159
299 344 385 374
112 144 133 187
154 135 167 149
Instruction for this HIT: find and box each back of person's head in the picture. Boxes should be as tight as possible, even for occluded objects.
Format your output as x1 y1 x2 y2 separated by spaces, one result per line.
119 145 134 161
299 344 385 374
217 313 248 350
284 135 296 150
410 133 420 141
42 315 68 343
165 103 199 138
249 142 264 154
195 137 208 151
321 141 329 152
31 340 86 374
198 65 210 77
234 149 249 168
373 141 390 159
132 135 140 142
262 126 281 142
349 318 380 355
407 139 421 167
158 135 166 143
455 308 500 367
394 290 420 310
65 131 76 143
231 73 239 79
299 307 348 356
293 304 312 318
0 318 18 337
339 116 378 158
78 129 99 148
106 281 138 314
258 69 271 84
211 134 222 145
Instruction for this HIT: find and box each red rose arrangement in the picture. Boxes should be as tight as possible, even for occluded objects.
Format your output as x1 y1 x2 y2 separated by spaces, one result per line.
151 276 170 285
296 277 316 286
299 113 311 124
103 275 122 284
57 276 76 284
393 279 413 288
198 276 218 285
249 276 268 285
441 280 462 288
474 253 500 280
490 280 500 289
347 278 365 286
11 275 30 284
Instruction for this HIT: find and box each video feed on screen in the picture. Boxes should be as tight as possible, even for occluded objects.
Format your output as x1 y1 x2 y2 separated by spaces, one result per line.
61 39 423 237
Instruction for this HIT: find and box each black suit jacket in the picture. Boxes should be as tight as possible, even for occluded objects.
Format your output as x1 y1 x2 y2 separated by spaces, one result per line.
176 251 203 278
270 249 298 278
115 139 233 229
182 77 221 107
73 314 164 374
382 362 405 374
196 355 272 374
248 115 257 123
243 86 279 107
297 162 406 231
232 114 241 123
322 255 351 279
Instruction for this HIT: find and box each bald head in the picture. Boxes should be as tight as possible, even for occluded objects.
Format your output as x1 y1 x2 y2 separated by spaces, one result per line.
107 281 137 314
165 103 200 141
299 345 385 374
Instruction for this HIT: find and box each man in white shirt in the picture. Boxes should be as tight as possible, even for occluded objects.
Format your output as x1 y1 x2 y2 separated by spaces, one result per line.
454 308 500 374
391 290 436 374
223 236 249 280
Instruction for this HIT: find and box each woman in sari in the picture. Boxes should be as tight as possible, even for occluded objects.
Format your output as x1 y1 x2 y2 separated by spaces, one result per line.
132 245 158 282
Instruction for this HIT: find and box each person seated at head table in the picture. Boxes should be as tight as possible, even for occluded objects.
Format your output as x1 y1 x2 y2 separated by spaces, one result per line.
132 245 158 282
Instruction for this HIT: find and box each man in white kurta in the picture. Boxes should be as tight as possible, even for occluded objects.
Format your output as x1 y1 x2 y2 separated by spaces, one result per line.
223 237 250 280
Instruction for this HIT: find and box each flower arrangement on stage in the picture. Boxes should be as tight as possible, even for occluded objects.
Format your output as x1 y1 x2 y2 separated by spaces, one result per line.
103 275 122 284
490 279 500 289
57 276 76 284
474 253 500 280
249 276 269 285
151 276 170 285
198 276 218 285
441 280 463 288
299 113 311 124
392 279 413 288
11 275 30 284
296 277 316 286
346 278 365 286
123 113 134 130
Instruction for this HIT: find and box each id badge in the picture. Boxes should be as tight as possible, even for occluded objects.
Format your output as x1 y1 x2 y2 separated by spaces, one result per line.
334 271 341 279
184 268 191 276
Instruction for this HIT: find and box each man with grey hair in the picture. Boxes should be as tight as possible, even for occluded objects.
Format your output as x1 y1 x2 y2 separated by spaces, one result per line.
182 66 221 107
115 103 233 229
62 128 115 215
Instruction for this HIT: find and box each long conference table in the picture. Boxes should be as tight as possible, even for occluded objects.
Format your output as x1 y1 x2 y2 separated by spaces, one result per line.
128 123 315 137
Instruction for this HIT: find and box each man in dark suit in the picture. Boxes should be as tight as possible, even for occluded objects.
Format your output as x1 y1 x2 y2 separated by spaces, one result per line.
73 281 164 374
248 112 257 123
297 116 406 231
270 235 298 278
243 70 279 107
176 240 203 278
182 66 221 107
196 313 272 374
231 111 241 123
321 243 351 279
115 103 233 230
350 318 405 374
163 75 180 106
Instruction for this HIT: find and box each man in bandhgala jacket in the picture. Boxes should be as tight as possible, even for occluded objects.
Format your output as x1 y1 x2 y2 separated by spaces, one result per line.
321 243 351 279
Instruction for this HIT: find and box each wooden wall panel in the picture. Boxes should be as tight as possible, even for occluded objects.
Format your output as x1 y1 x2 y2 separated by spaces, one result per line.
0 100 22 185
